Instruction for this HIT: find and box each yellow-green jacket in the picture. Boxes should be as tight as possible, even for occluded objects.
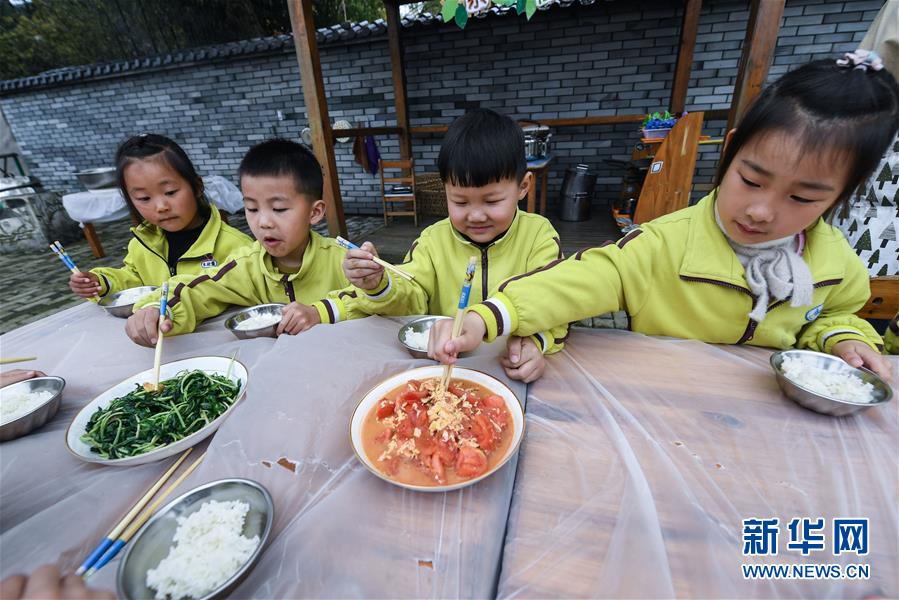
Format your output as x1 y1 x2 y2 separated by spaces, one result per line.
91 208 251 297
316 211 568 354
469 192 883 355
134 232 351 335
885 314 898 355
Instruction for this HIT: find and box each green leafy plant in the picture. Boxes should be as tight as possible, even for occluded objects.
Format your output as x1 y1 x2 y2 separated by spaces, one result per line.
441 0 537 29
80 370 241 459
641 111 679 130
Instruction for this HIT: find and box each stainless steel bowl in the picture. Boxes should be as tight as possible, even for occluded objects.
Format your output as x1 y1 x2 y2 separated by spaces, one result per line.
770 349 893 417
74 167 118 191
0 376 65 442
224 304 285 339
117 478 274 600
98 286 159 318
397 316 452 359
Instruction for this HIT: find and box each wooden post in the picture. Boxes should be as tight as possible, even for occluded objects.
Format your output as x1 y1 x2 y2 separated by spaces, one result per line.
385 0 412 162
287 0 348 238
727 0 785 131
669 0 702 115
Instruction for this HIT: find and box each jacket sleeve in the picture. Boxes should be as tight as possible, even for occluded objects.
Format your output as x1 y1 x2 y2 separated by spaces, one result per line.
330 239 434 320
522 222 568 355
884 313 898 355
133 257 265 336
796 255 884 353
91 239 146 297
470 227 658 342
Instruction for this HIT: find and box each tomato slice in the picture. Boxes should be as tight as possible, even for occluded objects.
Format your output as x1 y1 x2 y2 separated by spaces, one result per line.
448 384 467 398
376 399 395 419
431 453 447 484
471 414 496 451
399 389 428 405
455 446 488 478
482 395 505 409
436 437 457 466
408 379 423 391
383 456 400 476
396 417 414 440
415 430 436 457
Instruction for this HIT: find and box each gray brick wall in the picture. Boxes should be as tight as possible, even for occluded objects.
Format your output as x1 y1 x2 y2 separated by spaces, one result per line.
0 0 877 216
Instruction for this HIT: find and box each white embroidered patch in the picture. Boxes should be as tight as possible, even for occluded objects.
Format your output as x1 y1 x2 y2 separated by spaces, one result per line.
201 258 218 268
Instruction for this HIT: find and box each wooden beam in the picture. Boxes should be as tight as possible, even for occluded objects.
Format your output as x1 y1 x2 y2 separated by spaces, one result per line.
670 0 702 115
332 126 403 141
287 0 347 238
727 0 784 131
385 0 412 161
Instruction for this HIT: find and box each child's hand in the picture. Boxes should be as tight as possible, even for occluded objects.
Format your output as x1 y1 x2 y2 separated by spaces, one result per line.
1 564 114 600
0 369 46 388
832 340 893 379
501 336 546 383
277 302 321 335
428 312 487 365
126 306 173 347
343 241 384 290
69 271 101 298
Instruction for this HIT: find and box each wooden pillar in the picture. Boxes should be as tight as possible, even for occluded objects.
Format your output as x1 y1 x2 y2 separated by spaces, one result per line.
727 0 785 131
385 0 412 162
287 0 348 238
669 0 702 115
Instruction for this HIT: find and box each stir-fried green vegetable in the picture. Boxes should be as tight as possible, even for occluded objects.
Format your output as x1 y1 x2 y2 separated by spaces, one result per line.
80 370 242 459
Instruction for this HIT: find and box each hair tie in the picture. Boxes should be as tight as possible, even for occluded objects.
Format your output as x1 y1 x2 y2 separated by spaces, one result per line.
836 49 884 72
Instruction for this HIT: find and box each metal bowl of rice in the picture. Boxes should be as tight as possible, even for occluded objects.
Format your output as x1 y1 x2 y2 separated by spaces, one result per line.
770 349 893 417
398 315 452 359
98 286 159 318
0 376 65 442
117 478 274 600
224 304 285 340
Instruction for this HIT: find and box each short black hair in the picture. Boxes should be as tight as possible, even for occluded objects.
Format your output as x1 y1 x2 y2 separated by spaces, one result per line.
115 133 207 220
438 108 526 187
717 57 899 214
238 138 324 199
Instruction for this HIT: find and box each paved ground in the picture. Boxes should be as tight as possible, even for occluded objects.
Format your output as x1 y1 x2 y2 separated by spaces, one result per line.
0 212 385 335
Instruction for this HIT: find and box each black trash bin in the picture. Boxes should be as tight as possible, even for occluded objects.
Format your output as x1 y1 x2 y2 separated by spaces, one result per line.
559 164 596 222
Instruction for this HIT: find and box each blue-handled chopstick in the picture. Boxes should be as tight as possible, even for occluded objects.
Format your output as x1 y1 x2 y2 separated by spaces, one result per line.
50 241 98 302
148 282 169 392
75 448 193 576
335 236 414 281
441 256 478 388
83 450 206 579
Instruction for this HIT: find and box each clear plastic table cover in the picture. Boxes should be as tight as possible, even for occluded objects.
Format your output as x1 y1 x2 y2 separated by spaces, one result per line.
497 329 898 598
0 305 524 597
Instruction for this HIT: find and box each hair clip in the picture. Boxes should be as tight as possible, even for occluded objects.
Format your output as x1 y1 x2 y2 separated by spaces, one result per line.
836 49 884 72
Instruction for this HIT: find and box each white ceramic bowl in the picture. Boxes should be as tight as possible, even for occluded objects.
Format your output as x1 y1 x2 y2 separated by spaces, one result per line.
66 356 248 466
350 365 524 492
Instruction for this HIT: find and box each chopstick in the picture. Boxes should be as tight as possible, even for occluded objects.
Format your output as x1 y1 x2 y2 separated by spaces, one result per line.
0 356 37 365
74 448 193 576
335 236 415 281
83 450 206 578
147 282 169 392
441 256 478 390
50 241 98 302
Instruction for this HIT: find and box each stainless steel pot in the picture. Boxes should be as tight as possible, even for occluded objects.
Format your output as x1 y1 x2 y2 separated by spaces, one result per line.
522 122 552 160
74 167 118 190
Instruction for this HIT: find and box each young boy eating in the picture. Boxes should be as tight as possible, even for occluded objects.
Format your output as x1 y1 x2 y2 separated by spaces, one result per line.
317 108 567 382
126 139 351 345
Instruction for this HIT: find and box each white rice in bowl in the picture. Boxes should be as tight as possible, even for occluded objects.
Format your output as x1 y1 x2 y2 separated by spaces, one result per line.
146 499 259 600
403 328 430 351
781 355 877 404
235 314 281 331
112 288 154 307
0 389 55 425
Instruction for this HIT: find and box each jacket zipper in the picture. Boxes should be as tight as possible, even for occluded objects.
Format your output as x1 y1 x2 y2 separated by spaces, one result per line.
681 275 845 345
281 275 296 303
134 232 211 277
480 247 490 301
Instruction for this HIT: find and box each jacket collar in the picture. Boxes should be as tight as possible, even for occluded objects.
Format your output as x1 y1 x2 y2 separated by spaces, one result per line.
257 230 324 283
132 205 223 260
680 190 843 287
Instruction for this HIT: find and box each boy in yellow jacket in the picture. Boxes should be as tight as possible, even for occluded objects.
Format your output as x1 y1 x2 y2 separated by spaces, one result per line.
68 134 251 299
430 56 896 380
126 139 350 345
318 109 566 382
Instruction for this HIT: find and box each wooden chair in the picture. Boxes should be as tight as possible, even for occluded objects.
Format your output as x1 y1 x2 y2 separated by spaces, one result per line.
380 159 417 226
858 276 898 320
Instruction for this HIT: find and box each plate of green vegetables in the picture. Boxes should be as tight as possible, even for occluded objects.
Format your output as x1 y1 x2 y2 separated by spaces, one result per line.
65 356 248 466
